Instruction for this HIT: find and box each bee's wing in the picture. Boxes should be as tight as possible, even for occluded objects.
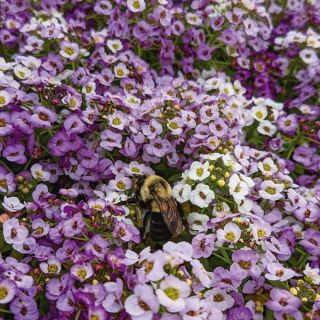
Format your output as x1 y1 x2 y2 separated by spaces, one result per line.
156 197 184 238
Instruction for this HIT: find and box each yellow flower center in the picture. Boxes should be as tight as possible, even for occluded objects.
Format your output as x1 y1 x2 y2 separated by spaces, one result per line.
133 1 141 9
48 264 58 273
257 229 266 238
77 268 87 279
263 164 271 171
164 287 180 300
34 227 44 235
169 122 179 129
116 181 125 190
112 117 121 126
225 232 235 241
116 69 124 77
0 287 8 300
0 96 5 105
266 187 276 195
196 167 204 177
64 47 74 56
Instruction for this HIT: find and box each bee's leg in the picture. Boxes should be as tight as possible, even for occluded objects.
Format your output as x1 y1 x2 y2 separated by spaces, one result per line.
140 211 151 240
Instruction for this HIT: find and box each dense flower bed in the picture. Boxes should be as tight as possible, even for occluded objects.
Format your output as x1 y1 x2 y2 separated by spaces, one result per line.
0 1 319 320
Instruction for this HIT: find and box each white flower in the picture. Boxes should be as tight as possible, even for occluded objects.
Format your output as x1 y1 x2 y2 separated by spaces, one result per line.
0 90 11 107
190 184 215 208
228 174 249 201
156 275 191 312
186 13 203 26
82 81 96 95
221 154 242 172
259 180 284 201
2 196 24 212
258 158 278 176
187 212 209 234
13 65 32 80
251 220 271 241
299 48 318 64
107 39 123 53
0 57 12 71
217 222 241 244
40 258 62 274
189 161 210 181
127 0 146 13
257 120 277 136
252 105 268 122
303 264 320 285
114 63 129 78
172 183 191 203
59 42 80 60
205 288 234 311
31 163 51 181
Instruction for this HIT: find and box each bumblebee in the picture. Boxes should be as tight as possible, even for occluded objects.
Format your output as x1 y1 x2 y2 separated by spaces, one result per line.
117 175 185 242
139 175 185 242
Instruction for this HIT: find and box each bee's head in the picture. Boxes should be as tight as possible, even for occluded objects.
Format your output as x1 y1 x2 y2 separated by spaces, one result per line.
140 175 172 203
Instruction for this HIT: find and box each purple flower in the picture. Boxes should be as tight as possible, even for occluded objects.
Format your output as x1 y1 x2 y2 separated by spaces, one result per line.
85 235 109 260
3 218 28 245
230 249 261 280
124 284 159 319
63 213 85 237
0 279 16 304
0 112 13 136
113 221 140 243
300 228 320 256
227 306 253 320
192 233 215 259
31 106 57 128
70 263 94 282
63 114 86 136
10 294 39 320
266 288 301 314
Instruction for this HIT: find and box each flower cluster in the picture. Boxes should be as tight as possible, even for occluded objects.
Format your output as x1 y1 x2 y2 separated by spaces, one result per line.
0 0 319 320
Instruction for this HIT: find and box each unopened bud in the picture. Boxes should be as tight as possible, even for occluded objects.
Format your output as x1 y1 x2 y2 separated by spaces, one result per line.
217 179 225 187
290 288 298 296
224 172 230 178
210 175 216 181
186 279 192 286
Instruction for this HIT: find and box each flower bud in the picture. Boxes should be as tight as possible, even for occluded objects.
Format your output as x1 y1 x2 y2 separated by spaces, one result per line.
290 288 298 296
217 179 225 187
210 175 216 181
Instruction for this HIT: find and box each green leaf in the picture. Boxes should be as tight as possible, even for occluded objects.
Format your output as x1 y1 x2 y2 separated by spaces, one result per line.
265 308 274 320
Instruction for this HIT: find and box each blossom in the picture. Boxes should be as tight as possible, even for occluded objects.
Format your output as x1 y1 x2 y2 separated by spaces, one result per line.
60 42 80 60
303 264 320 285
265 263 298 281
31 163 51 181
70 263 94 282
172 183 192 203
188 161 210 181
266 288 301 314
190 184 215 208
124 284 159 320
204 288 234 311
2 196 24 212
217 222 241 244
187 212 209 234
3 218 28 245
127 0 146 13
259 180 284 201
156 275 191 312
0 279 16 304
40 257 62 274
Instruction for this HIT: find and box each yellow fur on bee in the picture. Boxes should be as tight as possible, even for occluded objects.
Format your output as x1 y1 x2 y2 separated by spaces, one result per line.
140 175 172 202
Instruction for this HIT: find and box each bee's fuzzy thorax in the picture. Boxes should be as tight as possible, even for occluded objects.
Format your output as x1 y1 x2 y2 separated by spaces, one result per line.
140 175 172 202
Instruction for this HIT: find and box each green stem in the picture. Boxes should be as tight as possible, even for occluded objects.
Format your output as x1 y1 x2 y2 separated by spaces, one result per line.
74 309 81 320
212 251 231 265
0 307 11 314
0 159 12 172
